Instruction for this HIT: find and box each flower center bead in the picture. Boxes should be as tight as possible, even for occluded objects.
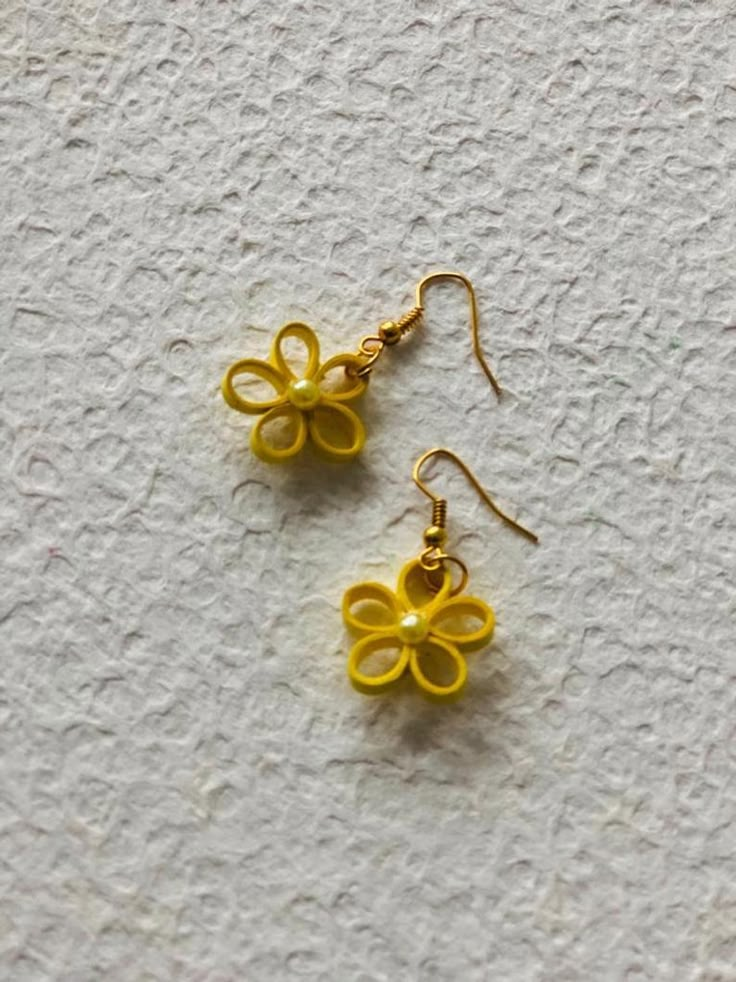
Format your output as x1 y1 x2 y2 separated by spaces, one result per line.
286 378 321 410
397 611 429 644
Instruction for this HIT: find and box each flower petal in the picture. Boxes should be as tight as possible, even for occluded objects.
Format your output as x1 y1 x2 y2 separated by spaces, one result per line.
409 638 467 702
250 404 307 463
347 634 409 695
429 596 495 650
343 581 402 635
221 358 287 414
308 402 365 460
396 558 452 614
270 322 321 381
314 353 368 402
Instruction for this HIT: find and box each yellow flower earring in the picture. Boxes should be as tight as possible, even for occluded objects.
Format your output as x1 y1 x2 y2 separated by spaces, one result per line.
342 449 539 703
221 272 501 464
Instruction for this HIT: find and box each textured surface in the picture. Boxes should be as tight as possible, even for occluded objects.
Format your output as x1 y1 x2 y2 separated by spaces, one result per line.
1 2 736 979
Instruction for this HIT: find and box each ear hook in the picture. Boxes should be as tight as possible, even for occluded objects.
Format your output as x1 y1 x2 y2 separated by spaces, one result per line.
415 272 501 399
413 448 539 545
355 271 502 399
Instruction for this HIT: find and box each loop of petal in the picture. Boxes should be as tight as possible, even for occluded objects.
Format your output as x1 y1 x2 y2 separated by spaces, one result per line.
343 582 403 635
396 559 452 614
347 634 409 694
250 404 307 463
270 322 321 381
409 638 468 703
308 402 365 461
315 353 368 402
221 358 286 415
429 596 495 650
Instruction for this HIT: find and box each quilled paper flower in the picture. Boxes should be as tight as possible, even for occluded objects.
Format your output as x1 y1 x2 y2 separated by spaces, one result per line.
222 322 367 463
342 558 495 703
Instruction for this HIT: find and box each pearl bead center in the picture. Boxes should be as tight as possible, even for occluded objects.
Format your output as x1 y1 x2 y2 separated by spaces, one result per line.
398 611 429 644
287 378 321 410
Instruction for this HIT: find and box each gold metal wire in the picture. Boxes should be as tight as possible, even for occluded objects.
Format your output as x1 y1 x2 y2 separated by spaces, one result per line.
394 306 423 337
415 272 501 399
412 448 538 593
353 336 384 376
413 448 539 545
431 499 448 529
420 548 469 597
352 271 501 397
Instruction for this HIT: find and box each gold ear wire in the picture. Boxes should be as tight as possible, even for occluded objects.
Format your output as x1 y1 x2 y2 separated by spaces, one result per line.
415 272 501 399
355 271 501 399
413 448 539 546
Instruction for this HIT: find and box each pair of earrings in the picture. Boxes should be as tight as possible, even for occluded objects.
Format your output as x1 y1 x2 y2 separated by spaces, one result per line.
222 273 538 703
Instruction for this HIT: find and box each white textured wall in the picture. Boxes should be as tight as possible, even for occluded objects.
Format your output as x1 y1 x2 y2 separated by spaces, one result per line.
1 2 736 980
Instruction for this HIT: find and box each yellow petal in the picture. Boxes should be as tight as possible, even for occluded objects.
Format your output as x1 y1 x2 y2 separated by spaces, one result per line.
343 581 402 635
429 596 495 650
347 634 409 695
396 558 452 614
308 402 365 460
270 322 321 381
409 638 467 702
250 404 307 463
314 353 368 402
221 358 286 415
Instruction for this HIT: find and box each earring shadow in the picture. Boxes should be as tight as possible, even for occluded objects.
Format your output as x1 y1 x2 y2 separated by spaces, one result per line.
348 649 514 767
274 446 381 513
